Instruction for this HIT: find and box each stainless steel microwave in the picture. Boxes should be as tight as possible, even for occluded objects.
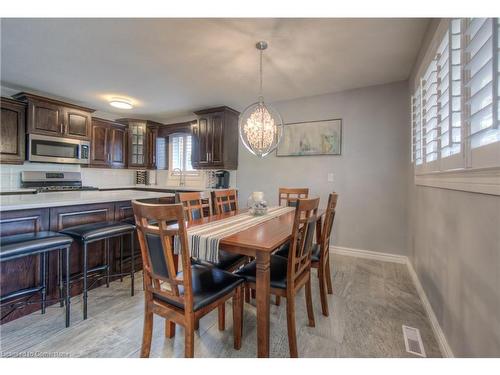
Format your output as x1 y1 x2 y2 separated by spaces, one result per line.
28 134 90 164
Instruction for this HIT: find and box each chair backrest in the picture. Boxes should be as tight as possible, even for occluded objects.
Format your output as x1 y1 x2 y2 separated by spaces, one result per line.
212 189 238 215
320 193 338 262
278 188 309 207
177 191 211 222
287 197 319 287
132 200 194 312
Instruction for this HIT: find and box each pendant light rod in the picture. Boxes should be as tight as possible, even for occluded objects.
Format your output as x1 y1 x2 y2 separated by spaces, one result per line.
256 41 268 101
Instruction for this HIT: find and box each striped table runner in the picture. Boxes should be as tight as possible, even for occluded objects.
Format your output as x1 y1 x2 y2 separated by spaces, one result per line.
174 206 295 263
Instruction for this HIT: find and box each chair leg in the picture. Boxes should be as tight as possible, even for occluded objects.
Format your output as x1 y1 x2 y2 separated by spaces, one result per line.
119 236 124 282
325 257 333 295
233 287 243 350
58 249 64 307
244 285 250 303
105 239 110 288
165 319 175 338
194 319 200 330
40 252 47 314
218 303 225 331
83 242 88 320
130 232 135 296
251 288 256 299
185 316 195 358
65 246 71 327
305 275 315 327
286 295 298 358
140 305 154 358
275 295 281 306
318 267 329 317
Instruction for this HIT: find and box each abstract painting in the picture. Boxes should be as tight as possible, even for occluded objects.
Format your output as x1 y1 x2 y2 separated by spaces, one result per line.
276 118 342 156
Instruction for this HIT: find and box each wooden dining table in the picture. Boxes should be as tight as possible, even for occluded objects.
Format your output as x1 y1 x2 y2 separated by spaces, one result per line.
186 207 324 358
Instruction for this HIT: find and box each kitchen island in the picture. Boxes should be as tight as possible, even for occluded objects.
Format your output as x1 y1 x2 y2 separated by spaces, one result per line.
0 189 175 323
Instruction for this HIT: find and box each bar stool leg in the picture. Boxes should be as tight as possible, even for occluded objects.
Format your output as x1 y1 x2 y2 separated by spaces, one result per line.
83 241 88 320
41 252 47 314
105 238 110 288
65 246 71 327
130 232 135 296
120 236 124 282
59 249 64 307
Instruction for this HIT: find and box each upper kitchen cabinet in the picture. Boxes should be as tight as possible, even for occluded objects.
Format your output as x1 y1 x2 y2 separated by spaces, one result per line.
0 97 26 164
90 118 128 168
13 92 94 140
192 106 239 170
116 118 161 169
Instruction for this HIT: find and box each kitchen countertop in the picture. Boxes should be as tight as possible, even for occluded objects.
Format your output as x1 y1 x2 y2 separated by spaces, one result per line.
100 185 237 192
0 189 175 211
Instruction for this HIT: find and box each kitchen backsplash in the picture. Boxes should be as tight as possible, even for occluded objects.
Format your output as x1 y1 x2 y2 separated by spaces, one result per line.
0 162 237 190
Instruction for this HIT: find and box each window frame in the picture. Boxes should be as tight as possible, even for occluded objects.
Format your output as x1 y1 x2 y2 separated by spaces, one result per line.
168 132 200 177
411 18 500 196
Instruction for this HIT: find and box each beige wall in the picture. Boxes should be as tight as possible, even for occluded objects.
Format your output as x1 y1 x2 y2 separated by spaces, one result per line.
237 80 411 255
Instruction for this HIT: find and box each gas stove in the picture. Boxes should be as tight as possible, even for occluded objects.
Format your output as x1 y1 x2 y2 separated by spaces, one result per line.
21 171 99 193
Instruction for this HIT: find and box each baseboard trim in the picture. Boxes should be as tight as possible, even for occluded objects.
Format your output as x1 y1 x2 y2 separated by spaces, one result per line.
329 245 407 264
329 245 454 358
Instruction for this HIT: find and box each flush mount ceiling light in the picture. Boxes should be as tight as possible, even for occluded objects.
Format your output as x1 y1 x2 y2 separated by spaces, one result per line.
239 41 283 158
109 98 133 110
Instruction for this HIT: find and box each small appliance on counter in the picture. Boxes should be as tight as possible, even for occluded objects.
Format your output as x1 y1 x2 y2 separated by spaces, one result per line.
21 171 98 193
214 170 230 189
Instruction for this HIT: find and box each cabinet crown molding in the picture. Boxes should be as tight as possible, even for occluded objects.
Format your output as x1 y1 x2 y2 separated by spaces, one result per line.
12 92 95 113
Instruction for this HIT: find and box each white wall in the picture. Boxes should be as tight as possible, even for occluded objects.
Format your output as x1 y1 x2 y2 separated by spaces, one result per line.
237 81 411 255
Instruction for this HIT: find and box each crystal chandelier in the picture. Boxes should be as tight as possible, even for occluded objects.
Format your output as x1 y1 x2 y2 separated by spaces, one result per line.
239 41 283 158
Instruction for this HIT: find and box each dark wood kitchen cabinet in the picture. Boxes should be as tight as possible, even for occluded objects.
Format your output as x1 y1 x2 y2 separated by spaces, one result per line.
0 97 26 164
90 118 128 168
192 106 239 170
116 118 161 169
13 92 94 140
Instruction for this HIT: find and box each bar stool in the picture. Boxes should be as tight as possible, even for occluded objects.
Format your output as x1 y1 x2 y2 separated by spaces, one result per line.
0 232 73 327
60 221 135 319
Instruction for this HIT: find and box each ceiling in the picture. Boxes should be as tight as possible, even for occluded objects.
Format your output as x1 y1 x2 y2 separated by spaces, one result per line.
1 18 429 121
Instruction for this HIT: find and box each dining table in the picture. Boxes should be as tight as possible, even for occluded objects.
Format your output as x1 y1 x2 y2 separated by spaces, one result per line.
185 207 324 358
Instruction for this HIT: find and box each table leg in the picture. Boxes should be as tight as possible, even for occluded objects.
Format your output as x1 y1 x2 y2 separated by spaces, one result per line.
255 251 271 358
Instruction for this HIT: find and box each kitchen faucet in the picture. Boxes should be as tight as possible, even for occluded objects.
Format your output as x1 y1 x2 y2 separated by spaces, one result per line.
172 168 186 187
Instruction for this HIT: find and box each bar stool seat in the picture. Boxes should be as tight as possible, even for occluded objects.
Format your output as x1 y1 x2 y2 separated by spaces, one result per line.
0 231 73 327
60 221 135 242
60 221 136 320
0 232 72 261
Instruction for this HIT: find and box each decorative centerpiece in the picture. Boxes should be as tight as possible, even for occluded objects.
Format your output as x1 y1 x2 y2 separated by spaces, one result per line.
247 191 268 216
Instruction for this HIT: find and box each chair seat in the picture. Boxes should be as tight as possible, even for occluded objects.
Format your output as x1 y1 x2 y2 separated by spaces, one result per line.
236 255 289 289
275 242 321 262
0 231 73 262
193 250 246 271
60 221 135 242
153 264 244 311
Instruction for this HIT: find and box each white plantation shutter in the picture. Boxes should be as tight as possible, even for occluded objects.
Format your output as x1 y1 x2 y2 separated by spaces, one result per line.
463 18 500 168
422 58 439 167
411 86 423 166
170 133 195 172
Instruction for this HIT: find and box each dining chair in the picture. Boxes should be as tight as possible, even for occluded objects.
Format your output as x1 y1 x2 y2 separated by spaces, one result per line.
178 190 247 330
278 187 309 207
177 191 212 220
132 200 244 358
273 187 310 306
236 197 319 357
212 189 238 215
276 192 338 316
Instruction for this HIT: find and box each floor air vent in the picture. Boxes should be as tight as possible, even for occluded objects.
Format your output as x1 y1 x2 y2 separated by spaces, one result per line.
402 325 426 357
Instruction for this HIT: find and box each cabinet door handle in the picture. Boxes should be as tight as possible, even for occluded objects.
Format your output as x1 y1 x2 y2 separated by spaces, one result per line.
60 123 64 133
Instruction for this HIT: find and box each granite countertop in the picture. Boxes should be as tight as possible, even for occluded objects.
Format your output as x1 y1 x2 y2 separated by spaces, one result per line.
0 189 175 211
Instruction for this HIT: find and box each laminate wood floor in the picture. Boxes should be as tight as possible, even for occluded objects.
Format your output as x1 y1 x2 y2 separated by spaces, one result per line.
0 254 442 358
